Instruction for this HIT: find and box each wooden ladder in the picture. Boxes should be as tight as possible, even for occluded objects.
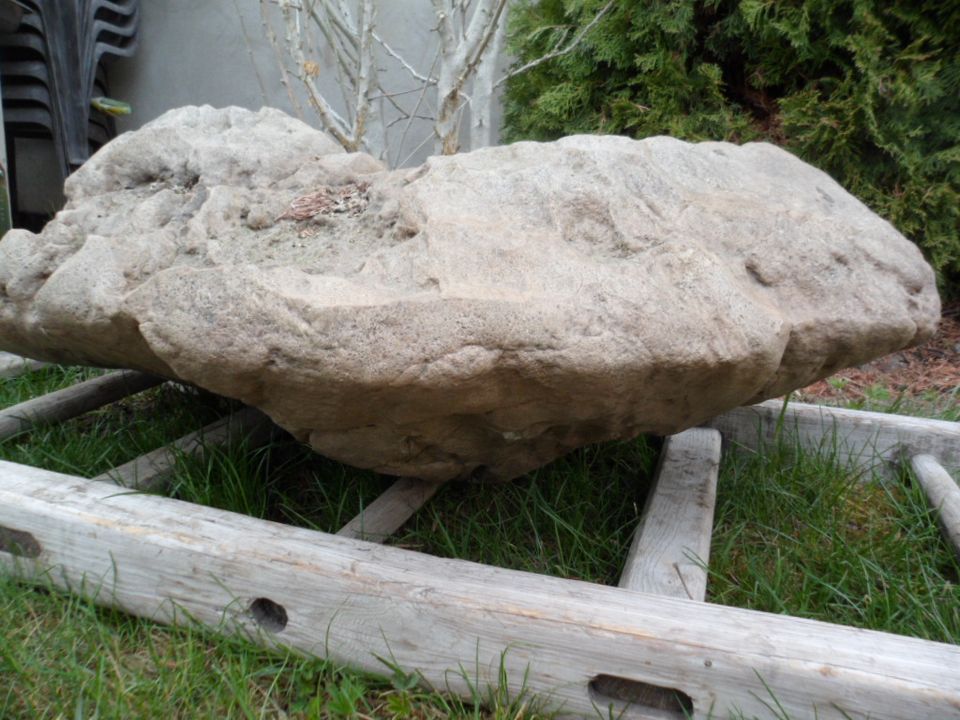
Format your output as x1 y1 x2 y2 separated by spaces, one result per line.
0 362 958 719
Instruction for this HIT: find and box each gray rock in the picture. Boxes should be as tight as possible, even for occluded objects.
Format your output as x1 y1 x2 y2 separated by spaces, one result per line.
0 106 940 481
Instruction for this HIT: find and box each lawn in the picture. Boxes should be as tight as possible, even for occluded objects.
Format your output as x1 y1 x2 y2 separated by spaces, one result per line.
0 365 958 719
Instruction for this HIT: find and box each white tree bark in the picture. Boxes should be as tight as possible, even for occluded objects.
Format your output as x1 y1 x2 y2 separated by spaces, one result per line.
260 0 610 165
431 0 509 155
469 7 507 151
352 0 381 152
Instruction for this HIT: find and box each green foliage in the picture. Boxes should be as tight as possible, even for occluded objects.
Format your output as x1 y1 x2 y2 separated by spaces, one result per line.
504 0 960 295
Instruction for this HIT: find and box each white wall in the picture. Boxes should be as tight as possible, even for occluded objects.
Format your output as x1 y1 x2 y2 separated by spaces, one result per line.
18 0 508 215
110 0 327 126
109 0 504 167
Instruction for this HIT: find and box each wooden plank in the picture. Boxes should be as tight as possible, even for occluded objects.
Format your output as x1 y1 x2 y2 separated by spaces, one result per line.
619 428 720 600
0 371 163 440
337 478 445 542
94 407 275 491
910 454 960 560
1 461 958 720
0 351 48 379
0 370 163 439
708 400 960 477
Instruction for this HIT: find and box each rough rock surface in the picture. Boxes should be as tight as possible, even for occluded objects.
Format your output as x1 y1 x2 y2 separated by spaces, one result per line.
0 106 940 481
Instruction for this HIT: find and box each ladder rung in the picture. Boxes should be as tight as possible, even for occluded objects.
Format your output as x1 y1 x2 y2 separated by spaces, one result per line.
619 427 721 600
95 407 274 491
910 454 960 560
0 371 163 440
337 477 446 543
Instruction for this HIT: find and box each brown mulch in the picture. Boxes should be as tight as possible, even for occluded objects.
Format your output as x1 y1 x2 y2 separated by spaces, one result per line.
798 302 960 404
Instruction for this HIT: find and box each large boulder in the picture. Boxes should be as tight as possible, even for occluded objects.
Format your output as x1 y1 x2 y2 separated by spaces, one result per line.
0 106 940 481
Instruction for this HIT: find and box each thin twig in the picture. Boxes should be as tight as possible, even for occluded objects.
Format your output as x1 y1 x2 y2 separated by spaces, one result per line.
374 32 437 84
281 2 352 147
233 0 270 103
395 47 441 167
495 0 615 88
386 113 435 130
352 0 376 148
369 86 439 100
259 0 306 119
398 122 440 168
431 0 455 49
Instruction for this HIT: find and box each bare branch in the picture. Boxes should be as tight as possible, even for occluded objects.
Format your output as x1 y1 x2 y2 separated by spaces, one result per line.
289 0 361 99
331 0 358 36
264 0 528 160
368 86 439 101
395 47 442 167
431 0 455 49
386 114 435 129
234 0 270 104
374 31 437 85
279 1 352 147
352 0 377 149
259 0 306 120
459 0 472 41
306 4 357 62
495 0 615 88
457 0 508 90
399 123 442 168
305 0 358 50
299 1 360 118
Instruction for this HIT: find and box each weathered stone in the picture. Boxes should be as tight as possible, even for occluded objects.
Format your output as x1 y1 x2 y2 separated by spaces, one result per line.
0 106 940 481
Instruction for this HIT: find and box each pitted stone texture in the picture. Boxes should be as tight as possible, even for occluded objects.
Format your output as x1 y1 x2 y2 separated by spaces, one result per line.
0 106 940 481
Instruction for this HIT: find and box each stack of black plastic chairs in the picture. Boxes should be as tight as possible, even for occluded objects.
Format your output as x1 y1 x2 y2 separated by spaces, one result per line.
0 0 139 202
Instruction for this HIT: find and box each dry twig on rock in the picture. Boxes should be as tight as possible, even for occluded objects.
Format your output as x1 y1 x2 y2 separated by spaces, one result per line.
276 181 370 221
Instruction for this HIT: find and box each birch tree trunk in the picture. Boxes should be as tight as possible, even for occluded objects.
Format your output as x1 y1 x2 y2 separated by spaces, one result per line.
260 0 612 165
470 10 507 152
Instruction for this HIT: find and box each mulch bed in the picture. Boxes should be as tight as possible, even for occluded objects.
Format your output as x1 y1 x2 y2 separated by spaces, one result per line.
798 302 960 404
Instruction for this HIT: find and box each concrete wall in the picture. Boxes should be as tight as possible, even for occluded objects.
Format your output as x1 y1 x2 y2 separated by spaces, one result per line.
111 0 307 129
18 0 507 215
109 0 502 166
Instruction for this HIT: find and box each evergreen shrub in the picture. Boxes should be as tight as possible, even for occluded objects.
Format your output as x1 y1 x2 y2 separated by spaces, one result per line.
503 1 960 296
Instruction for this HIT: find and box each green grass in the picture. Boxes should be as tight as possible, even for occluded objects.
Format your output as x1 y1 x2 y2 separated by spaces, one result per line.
1 367 958 719
392 438 657 584
0 366 235 477
0 571 542 719
708 434 960 641
800 381 960 422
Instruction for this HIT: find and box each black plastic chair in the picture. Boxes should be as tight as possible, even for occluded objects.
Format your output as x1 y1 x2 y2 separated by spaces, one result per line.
1 0 139 175
0 0 138 227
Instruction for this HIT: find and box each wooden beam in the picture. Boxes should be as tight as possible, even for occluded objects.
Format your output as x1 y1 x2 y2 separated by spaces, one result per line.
619 428 720 600
708 400 960 476
337 478 446 542
94 407 275 491
0 371 163 440
910 454 960 560
0 351 48 379
1 461 957 720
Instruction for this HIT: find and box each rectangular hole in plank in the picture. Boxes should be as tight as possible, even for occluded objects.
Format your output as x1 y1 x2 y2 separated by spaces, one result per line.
0 526 42 558
589 674 693 719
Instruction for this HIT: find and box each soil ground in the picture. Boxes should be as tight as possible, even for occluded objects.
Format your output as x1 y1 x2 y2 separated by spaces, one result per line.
797 302 960 406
